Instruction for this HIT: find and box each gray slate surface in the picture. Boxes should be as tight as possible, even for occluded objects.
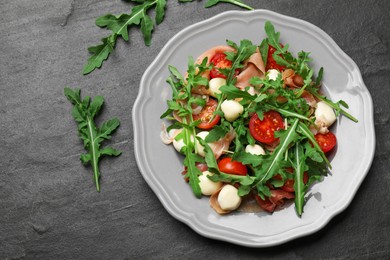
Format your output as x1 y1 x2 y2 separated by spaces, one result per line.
1 0 389 259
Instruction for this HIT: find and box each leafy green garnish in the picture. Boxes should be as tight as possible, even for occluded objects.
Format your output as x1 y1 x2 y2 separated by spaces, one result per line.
84 0 253 75
64 87 121 192
83 0 166 75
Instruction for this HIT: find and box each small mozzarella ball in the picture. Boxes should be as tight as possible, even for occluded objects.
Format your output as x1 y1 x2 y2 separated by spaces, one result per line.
315 101 336 127
199 171 222 196
217 185 242 211
267 69 280 81
245 144 265 155
195 131 217 157
173 130 193 153
173 138 185 153
221 100 244 122
247 86 256 96
209 78 226 97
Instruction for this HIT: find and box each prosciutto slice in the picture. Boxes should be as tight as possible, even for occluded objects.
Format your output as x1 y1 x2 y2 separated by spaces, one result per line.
255 189 295 213
235 48 266 89
209 128 236 159
195 45 236 65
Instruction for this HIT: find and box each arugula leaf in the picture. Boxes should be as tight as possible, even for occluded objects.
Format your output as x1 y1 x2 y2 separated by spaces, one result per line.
83 0 166 75
204 0 253 10
82 35 116 75
259 38 269 67
183 148 203 197
297 122 330 167
226 39 257 83
84 0 253 74
260 119 299 182
219 83 256 101
205 124 229 142
291 143 306 216
64 87 121 191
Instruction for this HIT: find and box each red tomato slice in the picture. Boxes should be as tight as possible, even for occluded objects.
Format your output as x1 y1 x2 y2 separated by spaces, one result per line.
249 111 284 144
265 45 286 71
315 131 337 153
193 99 220 130
218 157 248 176
209 53 232 79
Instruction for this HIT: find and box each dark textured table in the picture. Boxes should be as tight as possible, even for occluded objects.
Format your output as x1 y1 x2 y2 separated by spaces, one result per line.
1 0 389 259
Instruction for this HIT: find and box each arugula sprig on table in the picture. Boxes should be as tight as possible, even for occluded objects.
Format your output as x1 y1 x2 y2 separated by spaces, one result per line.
64 88 121 192
83 0 166 75
83 0 253 75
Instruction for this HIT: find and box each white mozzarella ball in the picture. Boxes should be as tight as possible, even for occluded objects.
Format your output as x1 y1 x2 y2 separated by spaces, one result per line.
173 138 185 153
217 185 242 211
315 101 336 127
245 144 265 155
221 100 244 122
173 130 194 153
195 131 216 157
199 171 222 196
209 78 226 97
247 86 256 96
267 69 280 81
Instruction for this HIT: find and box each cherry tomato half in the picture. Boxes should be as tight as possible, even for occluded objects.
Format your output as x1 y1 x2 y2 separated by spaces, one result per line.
265 45 286 71
193 99 220 130
218 157 248 176
315 131 337 153
209 53 232 79
249 111 284 144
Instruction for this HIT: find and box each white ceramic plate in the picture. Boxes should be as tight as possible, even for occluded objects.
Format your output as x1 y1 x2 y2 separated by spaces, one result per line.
133 10 375 247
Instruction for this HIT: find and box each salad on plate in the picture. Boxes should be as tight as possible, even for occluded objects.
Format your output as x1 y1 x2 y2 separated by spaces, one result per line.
160 21 357 216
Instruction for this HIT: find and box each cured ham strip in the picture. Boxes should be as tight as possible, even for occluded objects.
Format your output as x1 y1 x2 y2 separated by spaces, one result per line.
195 45 236 65
160 122 181 144
300 90 317 107
245 49 266 74
282 69 304 88
235 48 266 90
210 128 236 159
235 63 263 90
255 189 295 213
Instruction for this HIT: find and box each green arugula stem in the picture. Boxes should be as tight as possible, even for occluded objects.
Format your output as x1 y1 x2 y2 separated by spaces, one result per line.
257 118 299 184
72 95 102 192
86 117 101 192
293 142 304 216
228 1 253 10
310 91 358 122
266 104 311 122
297 122 330 168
